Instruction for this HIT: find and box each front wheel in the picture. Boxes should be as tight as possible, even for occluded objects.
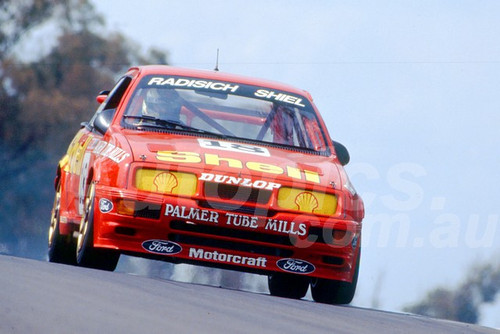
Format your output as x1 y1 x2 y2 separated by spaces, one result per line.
311 251 360 304
268 273 309 299
76 182 119 271
48 183 76 265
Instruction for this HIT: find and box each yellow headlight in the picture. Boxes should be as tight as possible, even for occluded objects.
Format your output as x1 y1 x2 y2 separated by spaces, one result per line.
135 168 197 196
277 187 337 215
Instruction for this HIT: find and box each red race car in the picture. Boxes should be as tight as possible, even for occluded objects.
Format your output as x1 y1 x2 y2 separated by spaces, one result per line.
48 65 364 304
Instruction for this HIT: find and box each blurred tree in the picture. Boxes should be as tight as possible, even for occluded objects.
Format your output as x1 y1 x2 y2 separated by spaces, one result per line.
0 0 168 258
403 262 500 324
5 29 130 156
0 0 66 59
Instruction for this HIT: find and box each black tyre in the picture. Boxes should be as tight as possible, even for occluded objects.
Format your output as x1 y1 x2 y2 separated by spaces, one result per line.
268 273 309 299
48 183 77 265
311 251 360 304
76 182 119 271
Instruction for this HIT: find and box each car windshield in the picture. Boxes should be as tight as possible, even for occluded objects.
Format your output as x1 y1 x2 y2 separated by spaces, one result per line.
122 75 329 152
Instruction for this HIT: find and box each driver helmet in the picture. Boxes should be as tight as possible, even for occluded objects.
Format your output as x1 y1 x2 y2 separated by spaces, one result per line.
143 88 181 120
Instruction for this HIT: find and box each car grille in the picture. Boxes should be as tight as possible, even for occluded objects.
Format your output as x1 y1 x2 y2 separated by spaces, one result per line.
197 200 274 216
203 182 272 204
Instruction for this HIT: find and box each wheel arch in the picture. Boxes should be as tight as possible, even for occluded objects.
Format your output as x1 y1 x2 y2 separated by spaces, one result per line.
54 155 70 190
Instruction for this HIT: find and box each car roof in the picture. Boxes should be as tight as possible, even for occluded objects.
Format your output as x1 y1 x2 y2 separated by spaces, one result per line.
128 65 313 100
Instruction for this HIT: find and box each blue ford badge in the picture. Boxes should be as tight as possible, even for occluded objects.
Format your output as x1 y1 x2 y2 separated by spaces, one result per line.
276 258 315 274
99 198 113 213
141 240 182 255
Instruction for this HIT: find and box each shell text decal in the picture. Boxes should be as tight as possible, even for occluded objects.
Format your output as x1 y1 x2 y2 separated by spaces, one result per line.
156 151 320 184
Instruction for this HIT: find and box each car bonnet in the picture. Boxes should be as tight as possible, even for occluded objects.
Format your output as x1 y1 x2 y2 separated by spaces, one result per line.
124 132 342 190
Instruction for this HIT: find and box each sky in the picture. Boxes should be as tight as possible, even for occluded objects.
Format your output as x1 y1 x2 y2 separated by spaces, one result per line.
85 0 500 326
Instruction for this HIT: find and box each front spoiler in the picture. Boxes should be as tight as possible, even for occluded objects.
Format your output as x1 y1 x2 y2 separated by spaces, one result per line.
92 185 361 282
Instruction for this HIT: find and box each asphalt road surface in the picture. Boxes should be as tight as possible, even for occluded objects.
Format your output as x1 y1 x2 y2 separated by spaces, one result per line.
1 255 498 334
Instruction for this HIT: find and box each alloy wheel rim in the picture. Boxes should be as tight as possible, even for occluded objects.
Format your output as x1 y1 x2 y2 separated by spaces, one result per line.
77 183 94 254
48 190 61 247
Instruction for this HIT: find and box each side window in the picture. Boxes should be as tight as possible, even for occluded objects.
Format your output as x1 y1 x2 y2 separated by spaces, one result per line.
88 76 132 129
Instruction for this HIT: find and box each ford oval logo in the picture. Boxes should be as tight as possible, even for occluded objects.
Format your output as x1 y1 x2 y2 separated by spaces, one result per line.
276 258 315 274
99 198 113 213
142 240 182 255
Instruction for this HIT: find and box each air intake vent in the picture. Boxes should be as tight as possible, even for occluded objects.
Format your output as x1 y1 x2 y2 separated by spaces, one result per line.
203 182 272 204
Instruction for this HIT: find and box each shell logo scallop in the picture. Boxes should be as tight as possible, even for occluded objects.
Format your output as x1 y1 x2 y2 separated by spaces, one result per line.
294 192 319 213
153 172 178 193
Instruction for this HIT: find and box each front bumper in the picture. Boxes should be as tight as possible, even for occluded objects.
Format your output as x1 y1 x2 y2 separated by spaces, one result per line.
92 185 361 282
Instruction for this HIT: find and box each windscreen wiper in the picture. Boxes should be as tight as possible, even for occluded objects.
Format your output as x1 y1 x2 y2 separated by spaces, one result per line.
123 115 227 138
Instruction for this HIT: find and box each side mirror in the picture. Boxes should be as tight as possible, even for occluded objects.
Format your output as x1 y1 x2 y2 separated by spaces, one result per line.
94 108 115 135
333 141 350 166
96 90 110 104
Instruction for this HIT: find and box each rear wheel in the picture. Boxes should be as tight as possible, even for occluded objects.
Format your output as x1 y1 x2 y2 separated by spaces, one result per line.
311 251 360 304
268 273 309 299
76 182 119 271
48 183 76 265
